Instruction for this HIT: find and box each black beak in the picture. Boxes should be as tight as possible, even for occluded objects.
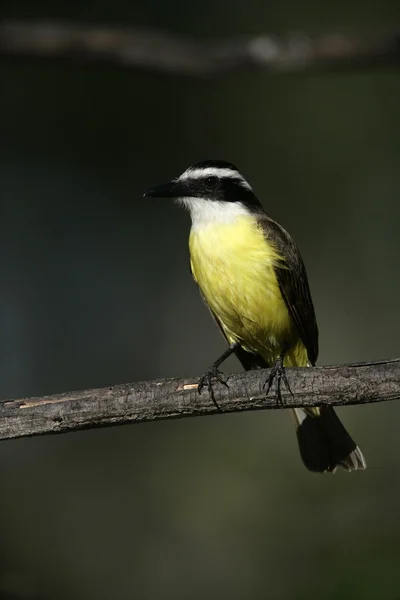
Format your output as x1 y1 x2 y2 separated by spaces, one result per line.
143 179 185 199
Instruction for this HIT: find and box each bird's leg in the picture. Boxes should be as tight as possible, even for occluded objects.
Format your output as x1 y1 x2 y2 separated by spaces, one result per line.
264 346 293 406
198 342 239 410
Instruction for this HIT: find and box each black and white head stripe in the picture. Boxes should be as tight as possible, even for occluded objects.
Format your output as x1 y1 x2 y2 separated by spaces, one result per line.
179 160 253 192
143 159 263 215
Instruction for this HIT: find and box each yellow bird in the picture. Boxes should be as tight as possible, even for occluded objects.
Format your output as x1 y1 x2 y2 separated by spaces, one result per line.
144 160 366 473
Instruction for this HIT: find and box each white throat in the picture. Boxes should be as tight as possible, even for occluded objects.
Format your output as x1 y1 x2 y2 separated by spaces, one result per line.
178 198 251 231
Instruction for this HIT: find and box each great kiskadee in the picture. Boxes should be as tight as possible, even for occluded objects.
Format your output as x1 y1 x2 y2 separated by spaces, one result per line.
144 160 366 473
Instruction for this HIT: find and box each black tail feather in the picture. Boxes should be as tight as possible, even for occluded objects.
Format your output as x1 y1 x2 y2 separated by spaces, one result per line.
234 348 365 473
293 406 366 473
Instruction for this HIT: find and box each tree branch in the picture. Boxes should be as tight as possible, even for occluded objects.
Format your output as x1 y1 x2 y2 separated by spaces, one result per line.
0 359 398 441
1 20 400 76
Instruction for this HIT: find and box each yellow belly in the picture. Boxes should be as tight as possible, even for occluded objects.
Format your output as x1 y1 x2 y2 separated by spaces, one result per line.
189 215 308 367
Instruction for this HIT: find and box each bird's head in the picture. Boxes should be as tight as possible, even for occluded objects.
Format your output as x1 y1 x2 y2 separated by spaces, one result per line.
144 160 263 226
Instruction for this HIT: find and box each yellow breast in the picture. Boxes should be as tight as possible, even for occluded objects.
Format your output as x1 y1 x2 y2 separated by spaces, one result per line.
189 215 306 366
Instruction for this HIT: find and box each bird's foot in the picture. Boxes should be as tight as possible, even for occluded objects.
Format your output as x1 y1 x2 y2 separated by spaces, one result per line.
263 356 293 406
198 365 228 411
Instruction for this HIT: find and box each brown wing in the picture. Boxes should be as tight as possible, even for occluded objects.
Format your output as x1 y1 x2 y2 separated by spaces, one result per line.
258 216 319 365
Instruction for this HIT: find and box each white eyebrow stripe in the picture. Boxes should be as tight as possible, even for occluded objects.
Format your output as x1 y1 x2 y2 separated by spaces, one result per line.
179 167 253 191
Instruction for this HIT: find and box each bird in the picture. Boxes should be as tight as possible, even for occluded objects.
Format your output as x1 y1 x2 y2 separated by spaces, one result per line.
144 160 366 473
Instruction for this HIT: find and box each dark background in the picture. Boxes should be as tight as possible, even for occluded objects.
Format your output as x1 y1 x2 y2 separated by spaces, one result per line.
1 1 400 599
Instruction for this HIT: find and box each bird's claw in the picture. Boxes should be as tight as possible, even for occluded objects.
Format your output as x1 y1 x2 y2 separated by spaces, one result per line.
263 359 293 406
198 365 228 411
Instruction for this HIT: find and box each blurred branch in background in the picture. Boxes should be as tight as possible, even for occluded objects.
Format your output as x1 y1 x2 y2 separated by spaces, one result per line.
0 358 398 441
1 20 400 76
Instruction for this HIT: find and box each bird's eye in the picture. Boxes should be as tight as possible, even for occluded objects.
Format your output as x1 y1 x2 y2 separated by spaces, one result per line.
205 176 218 186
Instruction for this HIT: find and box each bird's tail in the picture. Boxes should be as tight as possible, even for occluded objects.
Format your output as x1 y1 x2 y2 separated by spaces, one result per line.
233 346 366 473
292 406 366 473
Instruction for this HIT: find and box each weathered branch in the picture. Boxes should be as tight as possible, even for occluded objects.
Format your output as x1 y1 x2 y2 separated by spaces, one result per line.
1 20 400 76
0 359 398 441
